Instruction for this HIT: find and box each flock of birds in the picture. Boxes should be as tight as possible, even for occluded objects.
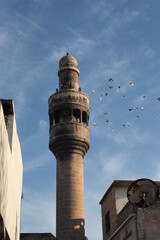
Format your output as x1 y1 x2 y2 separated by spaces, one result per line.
91 77 160 132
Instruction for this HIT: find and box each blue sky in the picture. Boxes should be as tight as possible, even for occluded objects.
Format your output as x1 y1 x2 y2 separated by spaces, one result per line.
1 0 160 239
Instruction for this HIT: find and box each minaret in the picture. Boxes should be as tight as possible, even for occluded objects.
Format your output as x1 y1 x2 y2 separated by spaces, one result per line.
48 53 90 240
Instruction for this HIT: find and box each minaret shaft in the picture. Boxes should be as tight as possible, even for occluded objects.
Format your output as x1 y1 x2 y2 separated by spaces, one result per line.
56 153 85 240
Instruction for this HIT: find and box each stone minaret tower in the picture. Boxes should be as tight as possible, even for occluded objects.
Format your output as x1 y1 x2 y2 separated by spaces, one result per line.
48 53 90 240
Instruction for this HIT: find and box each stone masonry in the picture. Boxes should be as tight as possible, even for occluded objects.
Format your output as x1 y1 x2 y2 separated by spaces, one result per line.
48 53 90 240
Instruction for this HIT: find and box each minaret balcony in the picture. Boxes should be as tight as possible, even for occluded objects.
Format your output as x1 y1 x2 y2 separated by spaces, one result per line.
49 122 90 157
48 90 89 112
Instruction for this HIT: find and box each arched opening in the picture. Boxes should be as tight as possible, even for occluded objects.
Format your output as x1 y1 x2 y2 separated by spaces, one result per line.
54 110 60 124
73 109 81 122
63 108 71 122
82 111 88 126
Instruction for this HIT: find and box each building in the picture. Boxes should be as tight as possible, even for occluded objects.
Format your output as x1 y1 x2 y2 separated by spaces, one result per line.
48 53 90 240
100 180 160 240
0 99 23 240
20 233 56 240
0 100 57 240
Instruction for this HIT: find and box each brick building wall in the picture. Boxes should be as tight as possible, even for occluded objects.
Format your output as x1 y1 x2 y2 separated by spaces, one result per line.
100 180 160 240
137 201 160 240
100 186 117 239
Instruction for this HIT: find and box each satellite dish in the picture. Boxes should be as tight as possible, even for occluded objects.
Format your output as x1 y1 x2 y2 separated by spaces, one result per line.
127 178 159 208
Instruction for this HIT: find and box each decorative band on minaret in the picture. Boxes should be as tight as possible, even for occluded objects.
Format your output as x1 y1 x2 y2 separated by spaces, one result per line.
48 53 90 240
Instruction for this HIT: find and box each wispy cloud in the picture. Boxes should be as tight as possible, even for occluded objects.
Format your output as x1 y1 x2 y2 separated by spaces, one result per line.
100 151 128 176
23 152 52 172
144 47 154 58
21 187 56 234
86 0 113 20
39 119 48 128
85 190 102 240
48 28 95 62
22 119 48 146
30 0 54 9
97 148 145 183
123 8 140 23
106 8 140 36
21 119 51 173
141 45 155 58
152 160 160 180
0 10 47 126
48 47 67 63
111 127 151 147
0 31 9 46
14 91 26 120
101 8 140 40
86 1 141 41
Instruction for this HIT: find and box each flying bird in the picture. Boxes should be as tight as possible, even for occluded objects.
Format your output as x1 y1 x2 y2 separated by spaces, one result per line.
91 75 160 134
157 96 160 101
142 95 147 99
122 123 130 127
99 93 103 100
109 86 113 90
129 82 134 86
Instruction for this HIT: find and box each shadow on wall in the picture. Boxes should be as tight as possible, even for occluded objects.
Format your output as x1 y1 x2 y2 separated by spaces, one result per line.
0 215 4 237
57 218 88 240
0 127 8 228
71 218 89 240
20 233 56 240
